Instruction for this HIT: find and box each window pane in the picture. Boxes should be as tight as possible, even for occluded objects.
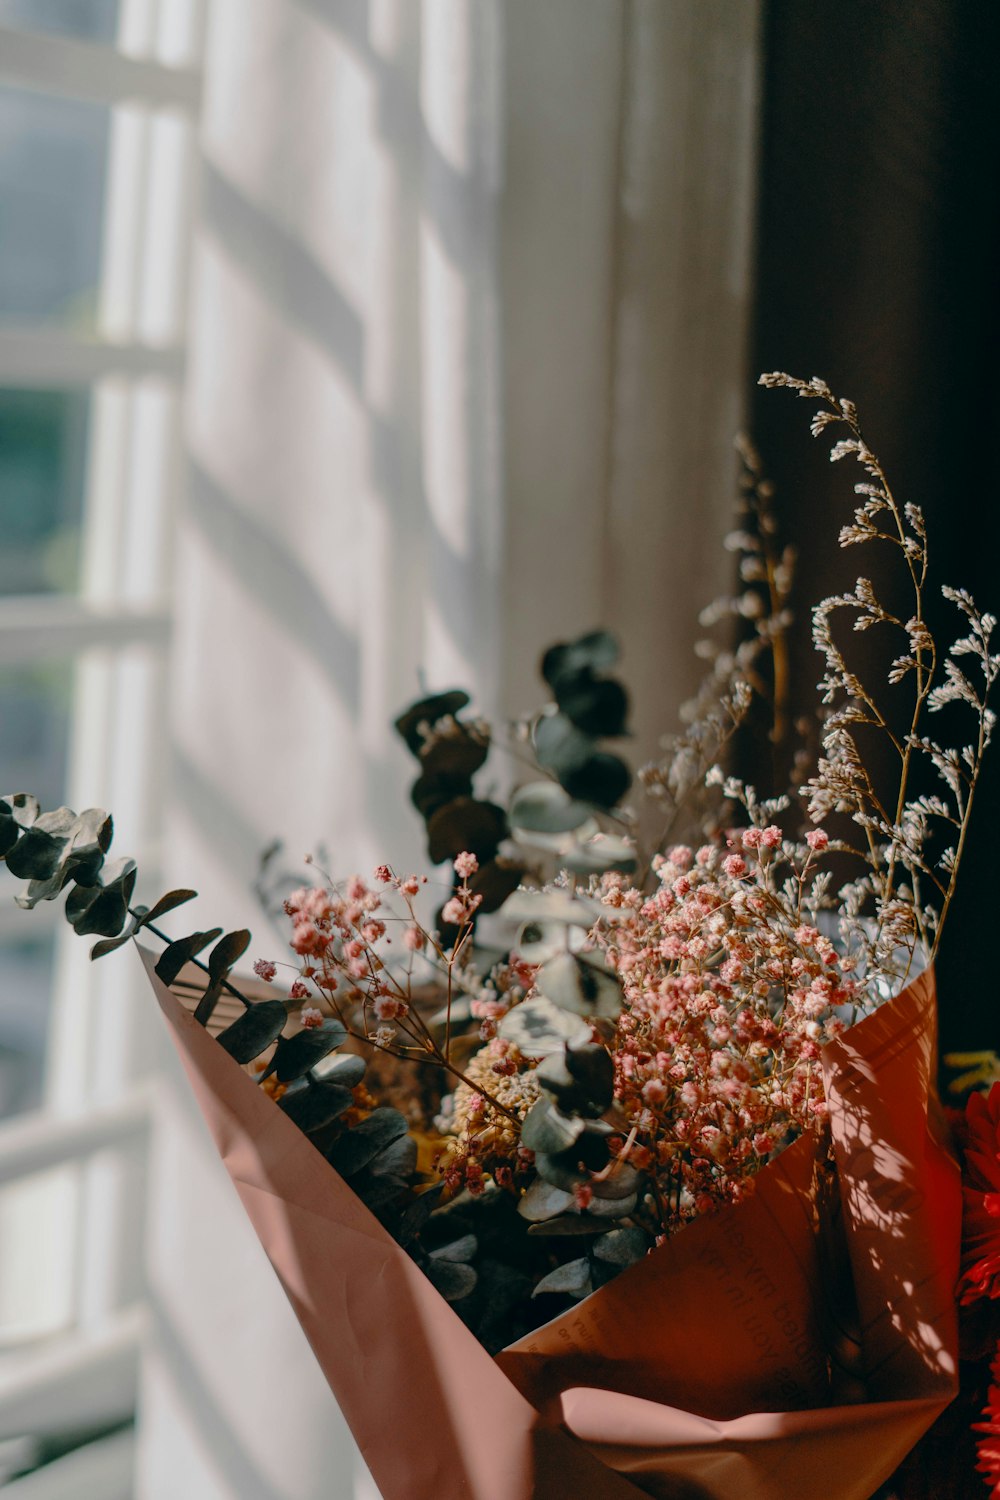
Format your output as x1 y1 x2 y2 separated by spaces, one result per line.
0 85 108 329
0 389 89 595
0 0 118 44
0 662 74 808
0 933 56 1118
0 661 73 1121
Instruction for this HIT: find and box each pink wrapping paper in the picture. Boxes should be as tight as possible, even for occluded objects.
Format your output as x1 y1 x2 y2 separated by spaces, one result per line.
141 946 960 1500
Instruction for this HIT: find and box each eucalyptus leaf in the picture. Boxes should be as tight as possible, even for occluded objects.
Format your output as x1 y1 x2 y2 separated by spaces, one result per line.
514 920 571 965
424 1258 477 1302
560 753 632 810
368 1132 418 1179
541 631 619 688
428 1232 477 1264
313 1051 366 1088
533 713 594 778
586 1191 637 1219
591 1162 641 1200
531 1257 593 1298
209 929 251 983
499 890 601 928
64 857 137 936
520 1098 584 1155
394 690 471 756
3 793 40 829
497 998 592 1057
155 928 224 987
139 889 198 926
526 1217 605 1237
468 858 525 915
327 1108 409 1177
536 951 623 1020
509 781 593 835
411 772 473 820
278 1080 354 1131
396 1182 444 1247
562 834 638 876
557 675 629 738
216 999 288 1063
270 1019 348 1082
426 797 507 866
516 1177 575 1223
592 1226 650 1266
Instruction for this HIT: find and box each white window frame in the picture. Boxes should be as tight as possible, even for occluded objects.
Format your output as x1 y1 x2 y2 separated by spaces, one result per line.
0 4 204 1491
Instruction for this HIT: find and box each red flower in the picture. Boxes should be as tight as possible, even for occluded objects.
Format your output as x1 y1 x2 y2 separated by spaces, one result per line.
975 1347 1000 1496
959 1083 1000 1306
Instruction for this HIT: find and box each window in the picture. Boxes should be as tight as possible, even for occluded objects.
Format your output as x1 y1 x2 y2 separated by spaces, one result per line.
0 4 203 1491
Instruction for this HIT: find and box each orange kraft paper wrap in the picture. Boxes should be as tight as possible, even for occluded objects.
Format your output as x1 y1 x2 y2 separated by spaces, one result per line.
141 947 960 1500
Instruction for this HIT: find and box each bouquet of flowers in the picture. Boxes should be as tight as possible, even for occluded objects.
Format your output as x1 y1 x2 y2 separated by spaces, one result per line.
4 374 999 1499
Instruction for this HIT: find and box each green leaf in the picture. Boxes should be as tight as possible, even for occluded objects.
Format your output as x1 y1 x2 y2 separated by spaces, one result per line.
64 857 137 936
90 909 146 960
424 1258 477 1302
209 929 251 983
591 1163 641 1201
498 890 601 927
369 1134 418 1179
497 998 592 1057
562 834 637 877
520 1098 584 1155
536 1047 615 1118
526 1217 604 1237
541 631 619 689
394 690 471 755
536 951 623 1020
419 728 489 779
517 1178 575 1223
327 1108 409 1177
560 753 632 809
278 1080 354 1131
155 928 224 987
428 1232 477 1263
585 1190 637 1219
556 675 629 737
271 1019 348 1082
531 1257 592 1297
592 1227 650 1266
467 858 525 915
6 806 76 881
396 1182 444 1248
533 713 593 778
411 772 473 820
216 999 288 1063
138 889 198 926
314 1051 366 1088
3 793 40 829
425 797 507 866
509 781 593 835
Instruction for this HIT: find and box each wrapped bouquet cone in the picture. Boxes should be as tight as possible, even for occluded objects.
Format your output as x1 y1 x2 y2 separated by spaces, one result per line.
143 947 960 1500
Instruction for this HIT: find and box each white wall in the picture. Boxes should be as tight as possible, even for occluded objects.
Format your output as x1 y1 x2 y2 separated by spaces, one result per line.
138 2 761 1495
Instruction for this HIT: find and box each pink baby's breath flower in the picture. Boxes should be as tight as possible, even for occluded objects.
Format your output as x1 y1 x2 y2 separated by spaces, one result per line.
253 958 277 982
299 1007 323 1029
361 920 386 943
289 979 310 1000
805 828 829 851
723 854 748 879
642 1078 668 1106
441 897 466 926
454 851 479 879
760 825 782 848
403 925 425 951
374 994 407 1021
373 864 394 884
742 827 763 849
291 921 325 956
345 875 368 903
400 875 421 897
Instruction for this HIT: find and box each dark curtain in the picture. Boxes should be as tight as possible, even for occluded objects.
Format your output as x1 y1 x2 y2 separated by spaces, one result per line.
749 0 1000 1054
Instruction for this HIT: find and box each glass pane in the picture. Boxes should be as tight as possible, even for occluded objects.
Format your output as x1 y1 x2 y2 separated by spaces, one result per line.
0 933 56 1118
0 0 118 43
0 389 89 595
0 85 109 329
0 661 74 809
0 661 73 1121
